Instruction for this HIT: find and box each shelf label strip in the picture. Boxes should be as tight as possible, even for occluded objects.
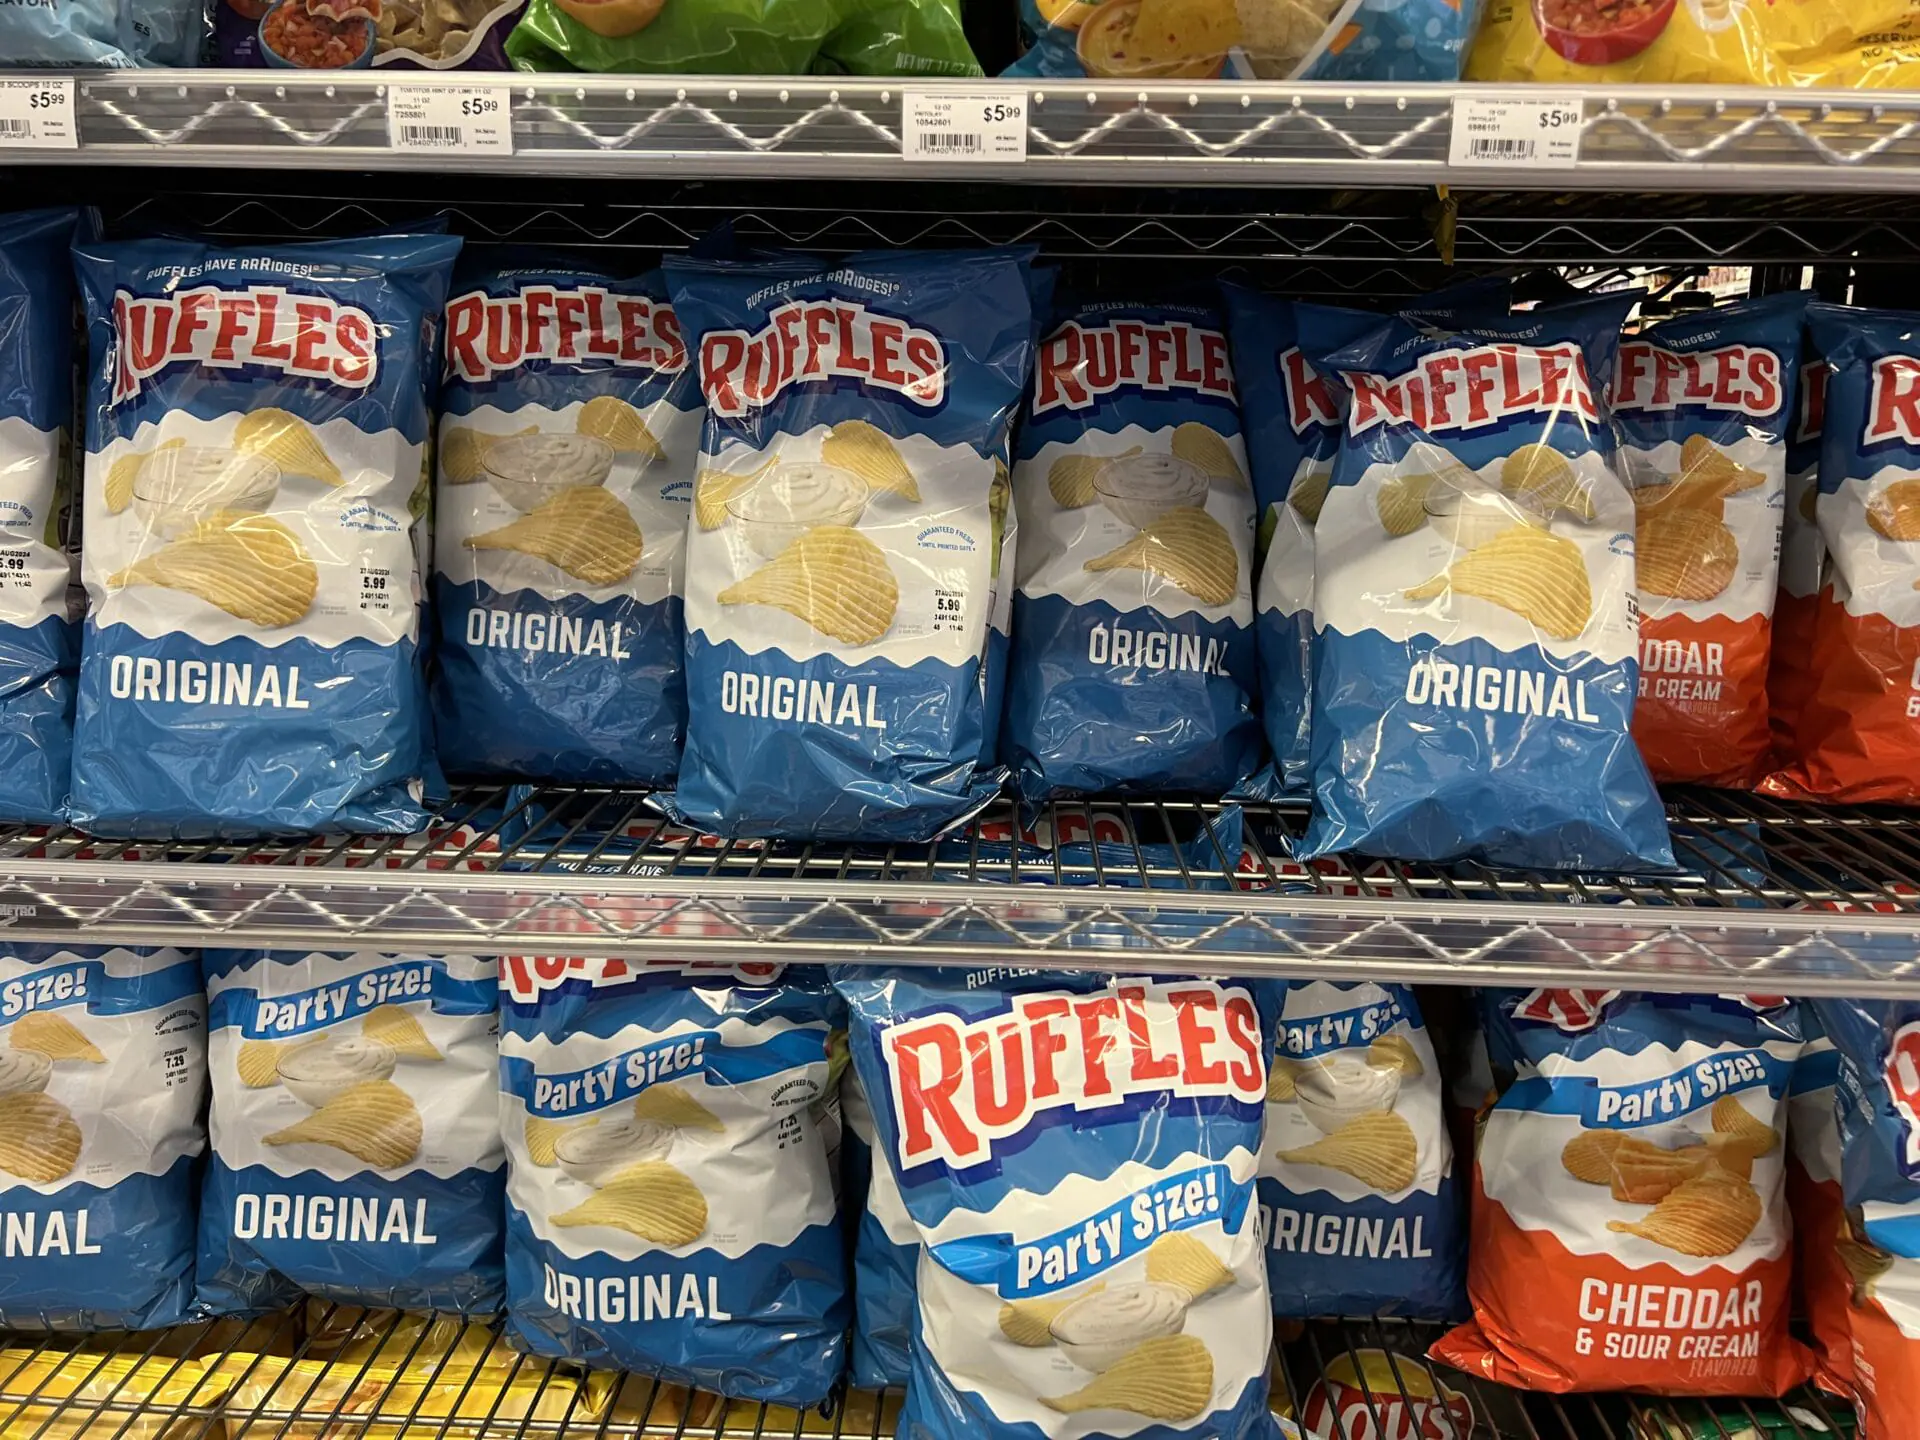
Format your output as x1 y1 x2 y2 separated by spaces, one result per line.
1449 94 1582 169
903 88 1027 164
0 79 77 151
386 84 513 155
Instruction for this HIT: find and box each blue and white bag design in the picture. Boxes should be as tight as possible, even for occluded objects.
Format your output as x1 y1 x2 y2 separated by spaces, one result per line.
662 248 1037 840
431 264 698 785
846 1064 918 1389
837 968 1274 1440
1297 293 1673 870
1007 299 1261 805
195 950 502 1316
0 209 82 825
0 945 203 1331
70 234 462 837
500 958 846 1404
1257 980 1464 1320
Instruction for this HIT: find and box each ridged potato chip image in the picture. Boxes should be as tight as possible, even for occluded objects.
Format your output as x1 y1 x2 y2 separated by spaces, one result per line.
233 408 342 487
1171 423 1246 487
1608 1142 1713 1205
1607 1170 1762 1258
0 1091 81 1183
265 1079 422 1171
1404 525 1593 642
822 419 919 502
1376 472 1437 538
1561 1128 1625 1186
1679 434 1766 496
441 424 536 486
693 455 775 530
1710 1095 1779 1158
1050 448 1138 510
719 525 900 647
524 1115 579 1168
551 1160 708 1247
465 486 644 587
110 511 319 629
236 1039 284 1089
1638 509 1739 602
1867 478 1920 542
1366 1035 1423 1076
1143 1231 1232 1298
1084 506 1239 607
362 1005 443 1063
998 1289 1085 1347
1839 1231 1894 1302
1630 478 1728 523
1289 465 1331 525
1042 1334 1214 1420
1267 1056 1299 1103
1501 444 1594 521
630 1083 723 1132
1276 1108 1418 1193
578 396 666 462
11 1012 105 1064
104 437 183 515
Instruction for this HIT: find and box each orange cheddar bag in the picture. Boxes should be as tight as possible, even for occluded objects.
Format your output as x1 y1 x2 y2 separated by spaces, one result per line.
1786 1023 1855 1396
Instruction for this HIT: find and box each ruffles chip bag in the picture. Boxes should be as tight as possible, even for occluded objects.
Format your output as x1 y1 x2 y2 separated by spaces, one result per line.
844 1064 918 1389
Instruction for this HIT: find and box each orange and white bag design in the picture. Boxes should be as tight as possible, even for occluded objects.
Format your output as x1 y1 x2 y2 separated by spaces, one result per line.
1786 1029 1854 1395
1432 989 1812 1397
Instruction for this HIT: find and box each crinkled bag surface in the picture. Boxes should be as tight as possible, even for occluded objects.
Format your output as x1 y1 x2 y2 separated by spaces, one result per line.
1785 1020 1853 1397
1765 354 1828 789
0 0 200 65
70 234 462 838
431 262 697 785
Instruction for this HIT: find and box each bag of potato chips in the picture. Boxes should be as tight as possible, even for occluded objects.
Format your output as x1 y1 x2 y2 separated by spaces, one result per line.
1295 293 1672 871
1466 0 1779 86
1766 353 1827 780
1613 292 1808 789
844 1064 917 1389
1433 989 1812 1396
1786 1021 1854 1396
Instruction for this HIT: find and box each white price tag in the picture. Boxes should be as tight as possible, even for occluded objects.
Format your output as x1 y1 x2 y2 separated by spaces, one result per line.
903 88 1027 164
386 84 512 155
0 79 77 150
1448 95 1582 169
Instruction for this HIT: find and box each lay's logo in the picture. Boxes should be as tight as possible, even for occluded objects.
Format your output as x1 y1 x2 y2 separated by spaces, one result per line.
1511 988 1620 1031
1032 320 1236 415
1280 346 1340 435
882 979 1264 1170
1885 1019 1920 1170
1613 342 1784 417
698 300 945 418
1864 354 1920 447
1346 343 1597 436
501 955 780 1004
111 285 377 405
443 286 685 383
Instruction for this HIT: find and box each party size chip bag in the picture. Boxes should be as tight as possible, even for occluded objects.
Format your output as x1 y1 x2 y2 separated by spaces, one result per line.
196 950 503 1315
432 263 697 785
0 945 203 1331
500 958 845 1404
845 1063 918 1388
1007 297 1262 806
1297 293 1673 870
1433 990 1812 1396
71 234 462 837
1614 292 1807 788
837 967 1274 1440
662 248 1035 840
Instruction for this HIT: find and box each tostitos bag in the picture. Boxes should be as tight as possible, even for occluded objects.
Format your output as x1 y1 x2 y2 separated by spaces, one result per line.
1296 293 1672 871
1613 292 1808 789
1434 989 1811 1397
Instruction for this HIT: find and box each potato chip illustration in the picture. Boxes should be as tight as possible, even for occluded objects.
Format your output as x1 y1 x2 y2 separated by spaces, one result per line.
104 437 184 515
1404 524 1592 642
1630 478 1727 523
236 1039 284 1089
110 510 319 628
693 455 776 530
1607 1170 1762 1258
1376 472 1437 537
551 1161 708 1247
1710 1094 1779 1158
1267 1056 1299 1102
1501 444 1594 520
465 486 644 587
1867 478 1920 541
1288 465 1331 525
1276 1108 1418 1193
441 424 537 485
1637 509 1739 602
265 1080 422 1170
578 396 666 462
10 1012 105 1064
822 419 919 502
1171 422 1245 487
1050 448 1138 510
1679 434 1766 496
1609 1143 1712 1205
1561 1128 1624 1186
1084 506 1238 606
1042 1334 1214 1420
362 1005 443 1063
232 408 342 487
0 1091 81 1183
524 1115 580 1168
1143 1231 1233 1298
1839 1233 1894 1301
1366 1034 1424 1076
1702 1134 1757 1181
719 525 899 647
631 1083 724 1132
998 1290 1082 1347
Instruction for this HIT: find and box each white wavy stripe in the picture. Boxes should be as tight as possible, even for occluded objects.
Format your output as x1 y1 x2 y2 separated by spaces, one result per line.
1621 436 1782 627
1256 504 1313 619
499 1010 822 1085
1822 469 1920 627
0 416 68 631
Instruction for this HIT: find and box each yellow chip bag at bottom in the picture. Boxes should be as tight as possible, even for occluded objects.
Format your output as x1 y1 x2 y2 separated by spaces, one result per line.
1466 0 1779 85
0 1347 227 1440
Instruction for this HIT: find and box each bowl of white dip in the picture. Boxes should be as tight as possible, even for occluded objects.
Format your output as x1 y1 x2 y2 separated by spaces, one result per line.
1048 1281 1193 1371
277 1036 398 1108
555 1114 675 1189
481 434 615 513
727 463 869 558
1423 472 1547 549
132 448 280 538
0 1048 51 1096
1092 452 1208 529
1293 1054 1402 1136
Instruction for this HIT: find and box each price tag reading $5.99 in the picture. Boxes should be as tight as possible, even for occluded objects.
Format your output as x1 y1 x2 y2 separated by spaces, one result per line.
903 88 1028 164
0 80 77 150
1448 95 1582 169
386 84 512 155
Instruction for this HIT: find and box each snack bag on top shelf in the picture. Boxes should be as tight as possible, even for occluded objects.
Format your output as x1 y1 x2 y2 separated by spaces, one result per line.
1613 291 1808 790
660 247 1036 841
1765 354 1827 781
1433 990 1811 1397
215 0 525 70
69 233 461 838
194 950 504 1316
0 0 200 65
1006 296 1262 807
835 967 1275 1440
1466 0 1779 86
430 262 698 786
1295 292 1673 872
1785 1019 1853 1395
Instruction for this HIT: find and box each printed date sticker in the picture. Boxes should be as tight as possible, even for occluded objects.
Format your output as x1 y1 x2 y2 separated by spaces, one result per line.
0 80 78 150
1449 95 1582 169
387 84 512 155
903 89 1027 164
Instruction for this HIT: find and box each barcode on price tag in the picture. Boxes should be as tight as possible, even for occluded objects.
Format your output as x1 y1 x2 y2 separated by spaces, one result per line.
1448 95 1582 169
0 79 77 150
387 84 512 155
903 89 1027 164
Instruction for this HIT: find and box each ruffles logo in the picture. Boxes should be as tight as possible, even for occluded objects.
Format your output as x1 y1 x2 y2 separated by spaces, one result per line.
1032 319 1236 415
698 300 945 418
1345 342 1598 436
1614 342 1785 417
110 285 377 405
442 285 685 383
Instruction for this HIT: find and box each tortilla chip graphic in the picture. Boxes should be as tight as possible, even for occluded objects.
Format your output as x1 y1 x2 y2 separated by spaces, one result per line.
1404 524 1592 642
1289 466 1331 525
110 511 319 628
362 1005 443 1063
631 1083 723 1132
233 408 342 487
104 437 184 515
1366 1034 1423 1077
465 486 644 587
1608 1171 1762 1258
552 1161 708 1247
1276 1109 1418 1193
236 1039 284 1089
693 455 775 530
1867 478 1920 541
822 419 919 502
1679 434 1766 495
441 424 537 486
1171 423 1245 487
1267 1056 1299 1102
1637 509 1739 602
1083 506 1238 606
1561 1128 1625 1186
998 1288 1090 1347
524 1115 580 1168
1609 1143 1713 1205
0 1092 81 1184
1042 1334 1214 1420
11 1012 104 1064
1710 1094 1779 1158
719 525 899 647
265 1080 422 1171
1127 0 1239 68
578 396 666 462
1501 443 1594 520
1143 1231 1233 1297
1050 449 1138 510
